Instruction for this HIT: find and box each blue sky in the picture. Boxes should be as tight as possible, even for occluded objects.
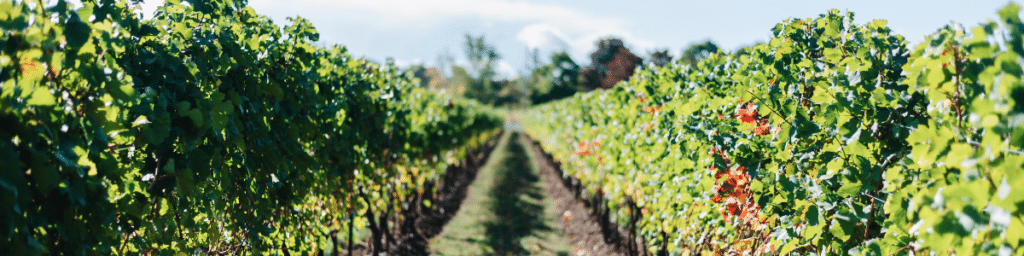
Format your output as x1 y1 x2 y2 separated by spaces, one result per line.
135 0 1015 78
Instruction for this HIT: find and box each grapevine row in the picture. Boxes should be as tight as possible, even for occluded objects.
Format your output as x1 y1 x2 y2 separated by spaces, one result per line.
526 5 1024 256
0 0 501 254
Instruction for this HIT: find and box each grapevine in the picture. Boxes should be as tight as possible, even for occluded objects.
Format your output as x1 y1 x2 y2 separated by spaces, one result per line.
0 0 501 254
525 5 1024 255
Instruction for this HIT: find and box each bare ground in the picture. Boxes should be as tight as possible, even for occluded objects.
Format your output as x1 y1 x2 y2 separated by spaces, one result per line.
521 134 629 256
341 130 634 256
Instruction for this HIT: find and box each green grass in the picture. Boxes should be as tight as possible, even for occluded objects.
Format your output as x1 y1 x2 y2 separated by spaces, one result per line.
430 132 569 256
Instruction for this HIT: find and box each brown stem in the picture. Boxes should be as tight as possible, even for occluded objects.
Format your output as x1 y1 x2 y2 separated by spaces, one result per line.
348 208 354 256
172 199 184 241
118 231 134 255
658 231 669 256
330 229 338 256
950 43 966 130
887 244 914 256
359 189 382 256
148 150 163 192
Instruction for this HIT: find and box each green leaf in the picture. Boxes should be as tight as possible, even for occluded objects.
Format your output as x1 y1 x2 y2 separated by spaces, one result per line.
1008 217 1024 247
837 181 863 197
265 81 284 100
944 143 973 167
805 204 821 226
794 111 820 138
907 126 934 144
998 3 1022 24
247 36 260 50
830 218 856 241
176 168 195 196
779 240 799 255
824 48 843 63
29 153 59 193
777 42 795 57
826 159 844 173
867 19 888 30
803 222 823 241
871 87 891 106
159 198 169 216
812 85 832 103
978 114 995 128
845 142 871 158
27 87 55 106
64 14 91 48
175 102 191 113
106 80 136 101
173 21 192 40
210 92 233 132
885 191 909 231
187 109 204 127
927 68 947 85
76 37 97 57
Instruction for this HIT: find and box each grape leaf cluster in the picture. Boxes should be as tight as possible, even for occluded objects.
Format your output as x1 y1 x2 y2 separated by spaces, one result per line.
0 0 501 254
526 5 1024 256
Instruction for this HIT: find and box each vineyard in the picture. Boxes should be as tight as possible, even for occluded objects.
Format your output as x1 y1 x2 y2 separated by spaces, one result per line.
0 0 501 254
1 0 1023 255
526 4 1024 256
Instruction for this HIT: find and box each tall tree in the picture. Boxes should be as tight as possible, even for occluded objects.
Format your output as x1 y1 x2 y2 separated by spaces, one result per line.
680 40 720 66
580 38 643 90
732 42 762 57
648 49 673 67
464 34 501 80
462 34 502 104
404 64 448 89
529 51 580 104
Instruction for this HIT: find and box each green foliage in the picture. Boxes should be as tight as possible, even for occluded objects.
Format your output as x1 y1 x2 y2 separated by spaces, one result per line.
418 34 527 107
886 4 1024 255
525 5 1024 256
0 0 501 255
529 51 580 105
679 40 720 67
462 34 506 105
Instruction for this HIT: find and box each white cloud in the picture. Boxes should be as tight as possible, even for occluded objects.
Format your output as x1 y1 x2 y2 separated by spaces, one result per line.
251 0 658 64
392 58 423 68
494 60 517 79
516 23 571 51
516 22 657 65
136 1 163 19
391 58 514 79
309 0 624 31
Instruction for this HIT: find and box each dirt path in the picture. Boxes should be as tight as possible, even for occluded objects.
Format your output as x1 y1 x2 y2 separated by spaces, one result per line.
342 131 502 256
348 129 630 255
521 134 628 256
429 132 571 256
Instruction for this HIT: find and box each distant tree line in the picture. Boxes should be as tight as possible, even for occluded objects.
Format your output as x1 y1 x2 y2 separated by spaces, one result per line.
404 34 756 106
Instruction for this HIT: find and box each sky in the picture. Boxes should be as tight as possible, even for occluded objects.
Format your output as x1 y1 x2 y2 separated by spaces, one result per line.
131 0 1016 79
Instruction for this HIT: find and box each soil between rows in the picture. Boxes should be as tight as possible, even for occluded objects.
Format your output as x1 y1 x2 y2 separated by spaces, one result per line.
520 133 628 256
344 130 629 256
343 131 503 256
429 131 568 255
